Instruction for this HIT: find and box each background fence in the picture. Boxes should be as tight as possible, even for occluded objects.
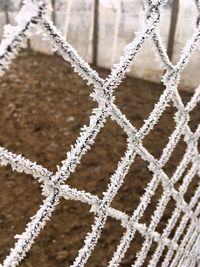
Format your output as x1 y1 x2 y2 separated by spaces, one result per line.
0 0 199 91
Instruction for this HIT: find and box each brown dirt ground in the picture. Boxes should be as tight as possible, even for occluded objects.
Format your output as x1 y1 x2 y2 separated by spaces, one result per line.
0 52 199 267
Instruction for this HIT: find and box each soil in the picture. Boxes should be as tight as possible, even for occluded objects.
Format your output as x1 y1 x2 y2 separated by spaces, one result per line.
0 52 199 267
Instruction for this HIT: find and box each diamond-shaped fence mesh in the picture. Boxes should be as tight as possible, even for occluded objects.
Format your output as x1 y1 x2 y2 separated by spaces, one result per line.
0 0 200 266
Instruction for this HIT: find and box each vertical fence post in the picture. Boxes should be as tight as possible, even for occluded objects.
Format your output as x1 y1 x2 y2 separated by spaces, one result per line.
4 4 9 24
63 0 72 41
167 0 179 61
93 0 99 66
111 0 122 65
23 0 31 50
51 0 56 24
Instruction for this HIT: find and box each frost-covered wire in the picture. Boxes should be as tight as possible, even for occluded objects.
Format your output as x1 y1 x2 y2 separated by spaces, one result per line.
0 0 200 266
0 0 50 76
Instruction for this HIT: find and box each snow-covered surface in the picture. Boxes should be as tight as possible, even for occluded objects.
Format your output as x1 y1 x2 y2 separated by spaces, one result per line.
0 0 200 266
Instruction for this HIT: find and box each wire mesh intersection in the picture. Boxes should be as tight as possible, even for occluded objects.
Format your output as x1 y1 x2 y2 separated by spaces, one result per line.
0 0 200 266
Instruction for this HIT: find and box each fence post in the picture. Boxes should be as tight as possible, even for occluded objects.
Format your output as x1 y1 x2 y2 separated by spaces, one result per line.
51 0 56 24
93 0 99 66
167 0 179 60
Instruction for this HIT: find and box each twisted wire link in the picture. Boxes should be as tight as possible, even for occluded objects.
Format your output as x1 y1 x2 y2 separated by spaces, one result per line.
0 0 199 266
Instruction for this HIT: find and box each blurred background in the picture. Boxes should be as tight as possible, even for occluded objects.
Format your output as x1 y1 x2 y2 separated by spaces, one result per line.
0 0 199 90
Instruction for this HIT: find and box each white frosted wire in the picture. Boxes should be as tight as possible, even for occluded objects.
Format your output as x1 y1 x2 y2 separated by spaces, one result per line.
0 0 200 267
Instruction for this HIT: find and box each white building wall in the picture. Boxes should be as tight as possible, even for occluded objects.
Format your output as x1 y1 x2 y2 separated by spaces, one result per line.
0 0 199 91
55 0 94 63
98 0 172 83
172 0 200 91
